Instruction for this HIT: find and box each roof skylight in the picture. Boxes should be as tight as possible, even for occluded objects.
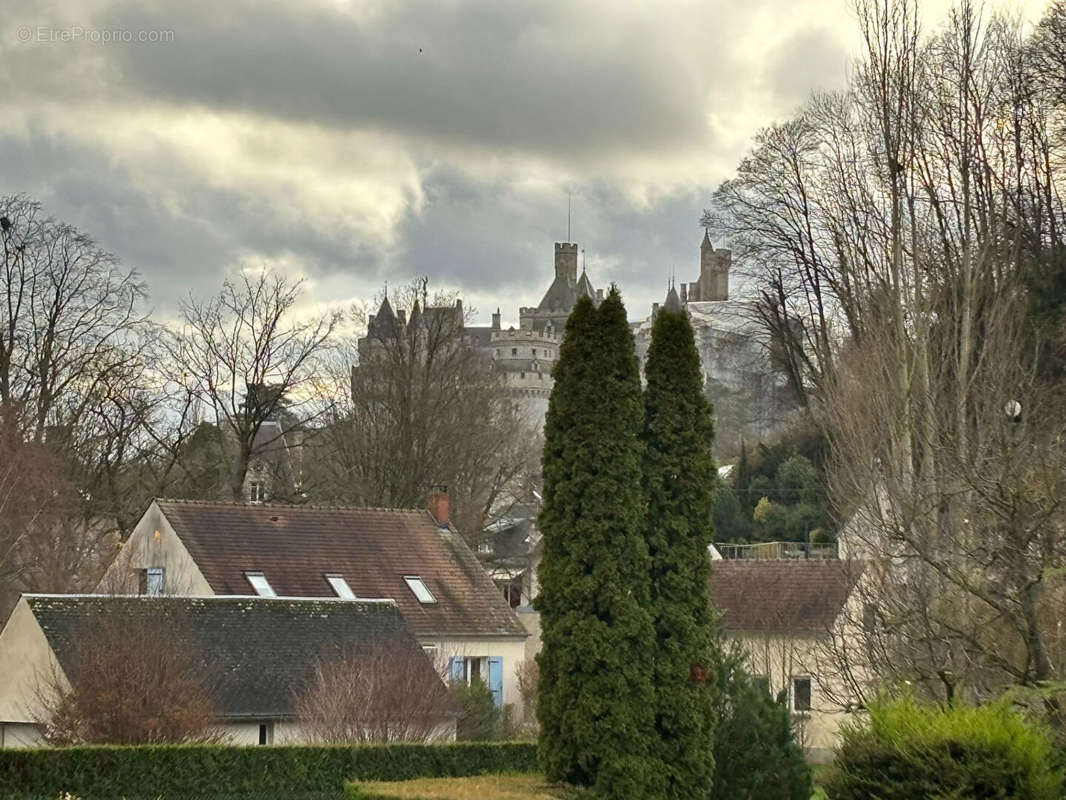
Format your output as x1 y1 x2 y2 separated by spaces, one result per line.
403 575 436 604
245 571 277 597
326 574 356 600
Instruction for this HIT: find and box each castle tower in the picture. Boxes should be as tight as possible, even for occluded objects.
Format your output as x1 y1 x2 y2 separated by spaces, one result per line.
554 242 578 285
697 229 730 301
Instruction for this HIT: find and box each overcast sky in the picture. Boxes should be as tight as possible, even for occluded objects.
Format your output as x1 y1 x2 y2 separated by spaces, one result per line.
0 0 1051 324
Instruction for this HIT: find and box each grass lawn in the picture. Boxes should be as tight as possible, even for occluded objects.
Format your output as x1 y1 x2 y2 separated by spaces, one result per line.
345 774 586 800
346 772 833 800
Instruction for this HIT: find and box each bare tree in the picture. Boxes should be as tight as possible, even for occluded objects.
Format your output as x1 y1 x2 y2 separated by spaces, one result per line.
167 272 338 501
0 409 72 618
33 613 222 745
709 0 1066 711
294 641 455 743
0 195 148 442
313 280 538 539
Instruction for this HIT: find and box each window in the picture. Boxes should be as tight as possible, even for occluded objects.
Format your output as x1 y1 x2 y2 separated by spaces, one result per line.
139 567 165 597
249 481 266 503
326 574 356 599
531 348 537 357
258 722 273 745
404 575 436 604
477 541 492 554
511 348 517 356
447 656 503 706
753 674 770 695
862 602 879 633
502 575 523 608
245 572 277 597
791 676 812 712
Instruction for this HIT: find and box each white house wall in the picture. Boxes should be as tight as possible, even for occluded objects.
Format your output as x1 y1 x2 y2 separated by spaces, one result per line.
0 598 66 747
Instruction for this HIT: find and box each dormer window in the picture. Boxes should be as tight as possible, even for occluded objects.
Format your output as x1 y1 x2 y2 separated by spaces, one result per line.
249 481 267 503
326 574 356 600
245 571 276 597
403 575 436 604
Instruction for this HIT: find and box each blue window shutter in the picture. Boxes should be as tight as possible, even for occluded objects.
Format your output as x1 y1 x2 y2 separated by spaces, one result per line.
449 657 465 683
487 657 503 707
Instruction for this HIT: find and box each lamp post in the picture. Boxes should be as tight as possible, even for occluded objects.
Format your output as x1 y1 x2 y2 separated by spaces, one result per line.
1005 400 1022 424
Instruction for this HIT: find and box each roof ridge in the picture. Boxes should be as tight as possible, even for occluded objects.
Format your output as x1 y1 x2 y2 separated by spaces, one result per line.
154 497 428 514
23 593 398 605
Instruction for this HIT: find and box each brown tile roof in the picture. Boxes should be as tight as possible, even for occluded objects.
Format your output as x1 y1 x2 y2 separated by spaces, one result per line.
710 559 862 635
155 499 527 639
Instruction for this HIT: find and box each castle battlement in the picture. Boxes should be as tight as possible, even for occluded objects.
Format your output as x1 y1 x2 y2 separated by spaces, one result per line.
491 328 560 343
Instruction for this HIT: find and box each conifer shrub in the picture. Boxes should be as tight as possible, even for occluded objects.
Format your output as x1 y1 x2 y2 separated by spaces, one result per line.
450 679 501 741
824 696 1063 800
711 643 811 800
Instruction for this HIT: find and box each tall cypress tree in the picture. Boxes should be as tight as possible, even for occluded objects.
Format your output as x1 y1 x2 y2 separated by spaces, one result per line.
642 303 719 799
536 289 663 800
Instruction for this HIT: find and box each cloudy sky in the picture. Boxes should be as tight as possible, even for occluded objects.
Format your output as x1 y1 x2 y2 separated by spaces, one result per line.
0 0 1051 325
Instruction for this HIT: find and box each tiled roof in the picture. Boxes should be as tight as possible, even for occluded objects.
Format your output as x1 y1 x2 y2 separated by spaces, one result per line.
155 499 527 639
710 560 862 634
25 595 441 719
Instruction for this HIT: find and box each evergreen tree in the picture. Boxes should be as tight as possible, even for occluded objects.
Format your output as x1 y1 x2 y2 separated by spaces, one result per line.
711 643 811 800
536 289 662 799
642 306 719 799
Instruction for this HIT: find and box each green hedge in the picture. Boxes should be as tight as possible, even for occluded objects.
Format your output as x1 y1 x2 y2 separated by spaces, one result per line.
824 697 1063 800
0 741 538 799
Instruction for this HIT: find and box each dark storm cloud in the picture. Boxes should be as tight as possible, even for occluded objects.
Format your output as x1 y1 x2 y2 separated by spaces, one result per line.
0 127 388 311
14 0 737 161
0 0 867 314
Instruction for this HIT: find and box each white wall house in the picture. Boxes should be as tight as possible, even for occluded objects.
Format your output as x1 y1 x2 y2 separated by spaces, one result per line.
97 495 529 715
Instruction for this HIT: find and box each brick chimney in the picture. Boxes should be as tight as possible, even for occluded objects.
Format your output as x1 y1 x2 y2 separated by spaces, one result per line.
427 486 450 528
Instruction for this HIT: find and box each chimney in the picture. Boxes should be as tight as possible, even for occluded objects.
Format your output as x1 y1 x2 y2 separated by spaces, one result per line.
492 308 501 330
427 485 450 528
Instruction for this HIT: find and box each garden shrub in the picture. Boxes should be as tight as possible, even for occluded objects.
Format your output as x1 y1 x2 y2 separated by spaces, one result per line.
450 678 500 741
0 741 537 799
711 644 811 800
824 696 1063 800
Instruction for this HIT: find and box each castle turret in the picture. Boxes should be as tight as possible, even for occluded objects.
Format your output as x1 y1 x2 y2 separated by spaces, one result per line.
663 284 683 312
696 229 730 301
554 242 578 285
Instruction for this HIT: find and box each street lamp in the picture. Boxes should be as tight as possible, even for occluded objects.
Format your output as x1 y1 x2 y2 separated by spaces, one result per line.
1005 400 1022 423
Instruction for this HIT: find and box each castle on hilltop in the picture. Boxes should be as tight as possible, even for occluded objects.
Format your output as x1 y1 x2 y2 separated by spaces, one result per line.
462 242 603 421
357 232 794 455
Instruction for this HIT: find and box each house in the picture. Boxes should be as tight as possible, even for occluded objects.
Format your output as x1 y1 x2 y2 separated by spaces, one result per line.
96 493 529 712
710 559 865 762
478 499 544 663
0 594 452 748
